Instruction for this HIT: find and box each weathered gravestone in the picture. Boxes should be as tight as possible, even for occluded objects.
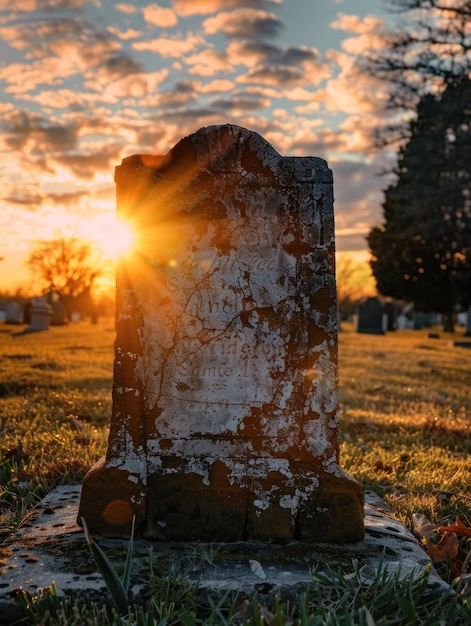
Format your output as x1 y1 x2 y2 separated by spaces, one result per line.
357 297 387 335
78 125 364 543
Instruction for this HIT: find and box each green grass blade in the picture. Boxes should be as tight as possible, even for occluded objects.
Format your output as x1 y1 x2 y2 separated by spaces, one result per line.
122 514 136 594
81 517 129 615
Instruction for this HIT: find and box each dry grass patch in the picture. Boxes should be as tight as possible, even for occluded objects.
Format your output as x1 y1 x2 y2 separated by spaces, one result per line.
339 323 471 532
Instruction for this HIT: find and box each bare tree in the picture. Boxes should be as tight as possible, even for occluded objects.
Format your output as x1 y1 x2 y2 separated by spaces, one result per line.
336 255 376 321
365 0 471 147
26 237 106 311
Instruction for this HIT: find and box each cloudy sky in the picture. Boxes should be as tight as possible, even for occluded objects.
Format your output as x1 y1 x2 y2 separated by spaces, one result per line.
0 0 397 293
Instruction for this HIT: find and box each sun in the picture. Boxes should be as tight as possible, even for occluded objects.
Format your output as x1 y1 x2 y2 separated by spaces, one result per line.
84 214 136 260
104 217 136 259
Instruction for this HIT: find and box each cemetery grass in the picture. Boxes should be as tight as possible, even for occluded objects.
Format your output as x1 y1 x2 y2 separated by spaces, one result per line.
1 320 471 624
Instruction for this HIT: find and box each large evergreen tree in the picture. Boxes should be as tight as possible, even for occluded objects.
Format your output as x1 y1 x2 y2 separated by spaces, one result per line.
368 78 471 331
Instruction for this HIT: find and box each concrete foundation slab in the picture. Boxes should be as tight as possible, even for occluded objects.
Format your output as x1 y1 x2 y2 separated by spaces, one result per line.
0 485 450 624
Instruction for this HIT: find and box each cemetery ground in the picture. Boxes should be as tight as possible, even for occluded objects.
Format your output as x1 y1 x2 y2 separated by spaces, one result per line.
1 319 471 624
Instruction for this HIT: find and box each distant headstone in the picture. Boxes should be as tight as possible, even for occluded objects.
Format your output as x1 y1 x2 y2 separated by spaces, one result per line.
383 302 396 331
465 305 471 337
23 300 32 325
396 313 410 330
357 297 387 334
78 125 364 543
413 312 424 330
28 298 53 332
4 301 23 324
50 301 67 326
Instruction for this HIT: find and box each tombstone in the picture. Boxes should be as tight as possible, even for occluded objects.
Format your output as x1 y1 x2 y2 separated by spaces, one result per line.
357 297 387 334
78 125 364 543
383 302 396 331
464 305 471 337
4 300 23 324
50 300 67 326
28 298 53 331
23 300 32 325
396 313 411 330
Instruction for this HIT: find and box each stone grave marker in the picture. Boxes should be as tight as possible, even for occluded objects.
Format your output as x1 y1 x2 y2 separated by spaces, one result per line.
28 297 53 332
51 300 67 326
466 305 471 337
78 125 364 543
4 300 23 324
383 302 396 331
357 297 387 334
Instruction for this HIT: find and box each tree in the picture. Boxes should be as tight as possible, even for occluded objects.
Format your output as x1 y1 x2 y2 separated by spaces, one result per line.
336 255 376 321
365 0 471 147
368 78 471 332
26 237 106 315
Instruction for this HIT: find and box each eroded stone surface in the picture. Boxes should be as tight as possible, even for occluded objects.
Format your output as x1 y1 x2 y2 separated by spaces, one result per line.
78 124 364 542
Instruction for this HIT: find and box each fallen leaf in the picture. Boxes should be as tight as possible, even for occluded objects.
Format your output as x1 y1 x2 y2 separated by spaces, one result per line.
412 513 438 540
438 518 471 538
427 532 459 563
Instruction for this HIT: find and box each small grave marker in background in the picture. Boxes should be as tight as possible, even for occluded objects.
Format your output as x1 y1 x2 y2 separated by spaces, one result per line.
357 297 387 334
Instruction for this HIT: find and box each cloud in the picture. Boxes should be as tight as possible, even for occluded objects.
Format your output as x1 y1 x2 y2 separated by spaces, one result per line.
101 54 145 78
173 0 281 17
0 17 125 93
107 26 142 41
115 3 136 14
138 79 198 107
227 40 331 87
318 50 389 117
20 89 85 110
226 39 278 66
211 93 270 112
0 0 94 10
2 110 77 153
143 4 178 28
199 78 235 93
46 190 89 206
4 191 44 208
238 64 304 86
331 14 388 54
46 143 125 180
185 49 234 76
203 9 282 39
133 33 205 56
84 68 169 100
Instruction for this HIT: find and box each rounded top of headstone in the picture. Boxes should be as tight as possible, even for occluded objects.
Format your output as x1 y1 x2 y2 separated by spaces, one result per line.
168 124 283 176
117 125 331 185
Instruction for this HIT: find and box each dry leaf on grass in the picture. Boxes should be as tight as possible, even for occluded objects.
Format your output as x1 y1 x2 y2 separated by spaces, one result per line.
427 532 459 563
438 517 471 539
412 513 438 540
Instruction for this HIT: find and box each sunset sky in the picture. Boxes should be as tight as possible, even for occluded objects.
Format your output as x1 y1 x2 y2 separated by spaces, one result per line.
0 0 398 293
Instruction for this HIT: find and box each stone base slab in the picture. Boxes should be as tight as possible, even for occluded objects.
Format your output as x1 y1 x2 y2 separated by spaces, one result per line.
0 486 449 626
